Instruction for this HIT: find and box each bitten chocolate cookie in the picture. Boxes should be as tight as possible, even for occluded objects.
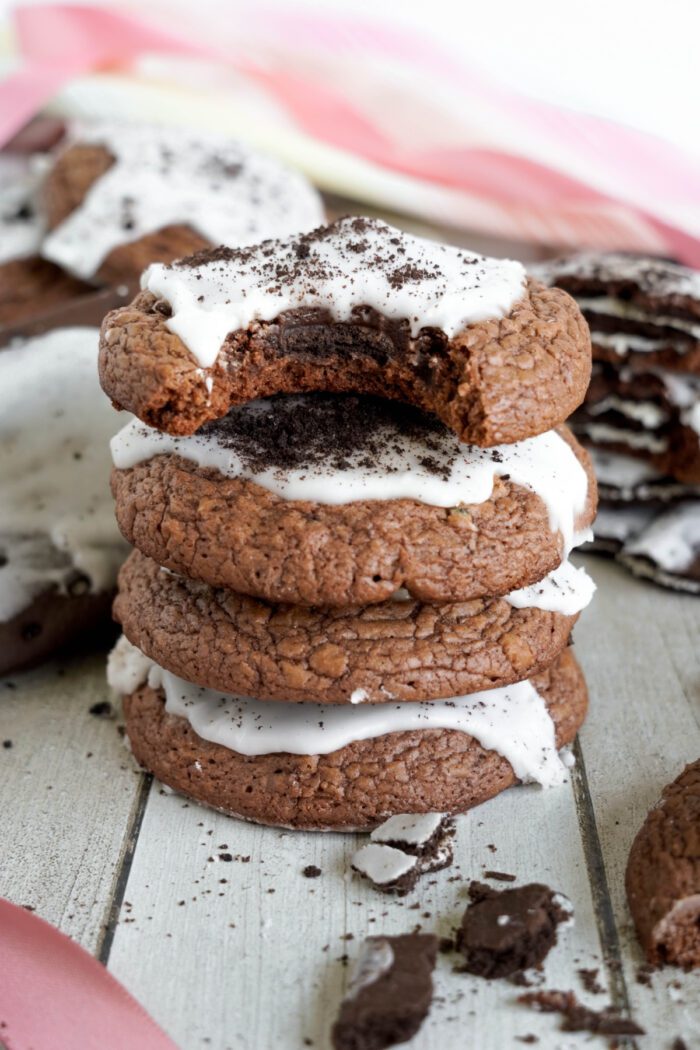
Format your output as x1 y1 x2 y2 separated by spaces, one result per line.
42 122 324 284
625 760 700 968
115 642 587 830
534 252 700 373
0 296 131 674
110 395 597 607
331 934 438 1050
98 217 591 444
114 548 591 702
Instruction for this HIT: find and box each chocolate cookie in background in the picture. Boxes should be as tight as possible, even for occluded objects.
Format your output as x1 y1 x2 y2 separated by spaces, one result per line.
626 759 700 969
40 121 325 286
99 217 591 443
534 252 700 594
0 289 131 676
0 117 93 327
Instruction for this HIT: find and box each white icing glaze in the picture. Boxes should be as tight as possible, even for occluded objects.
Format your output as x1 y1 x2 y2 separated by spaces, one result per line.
351 844 417 885
142 216 526 368
370 812 446 847
107 635 155 695
131 655 572 786
505 560 595 616
111 402 588 554
0 154 49 264
344 938 395 998
0 327 130 621
624 502 700 573
42 122 324 280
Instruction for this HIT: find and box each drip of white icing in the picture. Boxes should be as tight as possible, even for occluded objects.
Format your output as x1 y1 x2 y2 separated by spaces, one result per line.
42 122 324 279
505 560 595 616
111 403 588 555
370 813 445 847
142 217 526 368
0 327 130 621
624 502 700 573
107 635 156 695
351 844 417 886
116 652 569 786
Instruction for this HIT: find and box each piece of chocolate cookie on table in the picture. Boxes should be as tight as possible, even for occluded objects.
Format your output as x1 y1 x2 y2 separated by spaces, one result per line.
0 291 131 675
104 218 596 828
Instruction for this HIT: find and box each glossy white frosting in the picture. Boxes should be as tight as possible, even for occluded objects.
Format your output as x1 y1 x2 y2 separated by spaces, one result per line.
142 216 526 368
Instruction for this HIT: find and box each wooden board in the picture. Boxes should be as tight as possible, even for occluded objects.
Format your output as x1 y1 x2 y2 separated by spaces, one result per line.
2 556 699 1049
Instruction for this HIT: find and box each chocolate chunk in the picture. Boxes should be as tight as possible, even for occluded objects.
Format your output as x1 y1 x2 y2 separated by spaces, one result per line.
518 989 645 1036
456 882 573 978
625 759 700 968
331 934 438 1050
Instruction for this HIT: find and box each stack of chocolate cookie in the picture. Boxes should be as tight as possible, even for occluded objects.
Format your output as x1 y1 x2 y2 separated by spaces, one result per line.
535 253 700 594
103 217 597 830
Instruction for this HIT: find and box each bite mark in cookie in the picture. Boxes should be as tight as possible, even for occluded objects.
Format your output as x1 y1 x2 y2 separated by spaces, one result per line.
99 218 591 444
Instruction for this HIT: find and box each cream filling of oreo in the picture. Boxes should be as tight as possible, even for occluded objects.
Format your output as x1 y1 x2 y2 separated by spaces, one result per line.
110 638 570 786
142 216 526 368
42 122 324 280
111 407 588 555
578 421 669 454
592 332 692 356
593 504 656 543
0 327 130 621
623 502 700 573
578 298 700 341
587 395 668 430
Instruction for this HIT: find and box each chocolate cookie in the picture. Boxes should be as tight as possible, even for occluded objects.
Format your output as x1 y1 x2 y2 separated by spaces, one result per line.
589 447 700 505
625 759 700 968
574 361 700 484
0 299 131 674
116 643 587 830
534 252 700 373
98 217 591 444
110 395 597 607
331 934 438 1050
114 548 590 702
42 122 324 283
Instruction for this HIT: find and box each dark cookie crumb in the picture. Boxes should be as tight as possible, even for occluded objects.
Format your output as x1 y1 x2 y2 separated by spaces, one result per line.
2 740 13 749
518 989 645 1036
578 967 604 995
89 701 115 719
302 865 322 878
483 870 516 882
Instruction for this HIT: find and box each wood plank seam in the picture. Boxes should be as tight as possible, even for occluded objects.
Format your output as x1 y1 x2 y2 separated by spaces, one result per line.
571 737 640 1047
96 773 153 964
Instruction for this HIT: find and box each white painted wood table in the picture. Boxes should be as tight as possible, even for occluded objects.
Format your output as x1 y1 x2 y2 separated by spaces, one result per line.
2 555 699 1049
